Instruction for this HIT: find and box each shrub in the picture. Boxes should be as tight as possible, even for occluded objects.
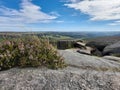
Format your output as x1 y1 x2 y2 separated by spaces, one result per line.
0 36 66 70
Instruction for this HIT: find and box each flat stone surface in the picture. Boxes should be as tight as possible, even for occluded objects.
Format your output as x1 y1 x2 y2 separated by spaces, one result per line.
58 49 120 71
0 49 120 90
0 67 120 90
103 56 120 62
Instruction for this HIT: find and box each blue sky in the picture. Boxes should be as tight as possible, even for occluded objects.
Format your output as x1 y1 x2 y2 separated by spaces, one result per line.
0 0 120 32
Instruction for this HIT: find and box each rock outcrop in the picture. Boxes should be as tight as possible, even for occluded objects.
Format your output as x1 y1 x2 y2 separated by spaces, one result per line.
57 40 86 50
91 48 102 56
77 49 91 55
0 49 120 90
0 68 120 90
103 56 120 62
86 41 106 52
57 40 76 49
74 41 86 49
103 41 120 55
86 36 120 56
86 36 120 51
59 49 120 71
85 40 107 56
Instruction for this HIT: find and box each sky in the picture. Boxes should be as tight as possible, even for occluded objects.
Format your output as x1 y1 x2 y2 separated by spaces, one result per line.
0 0 120 32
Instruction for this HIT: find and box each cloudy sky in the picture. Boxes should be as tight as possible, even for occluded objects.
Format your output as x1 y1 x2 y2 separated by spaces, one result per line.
0 0 120 32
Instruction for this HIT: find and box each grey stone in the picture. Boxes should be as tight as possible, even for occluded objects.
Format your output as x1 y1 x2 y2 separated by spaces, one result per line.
0 67 120 90
103 56 120 62
91 48 102 56
103 41 120 55
86 41 107 52
0 49 120 90
86 36 120 52
77 49 91 55
59 49 120 71
74 42 86 49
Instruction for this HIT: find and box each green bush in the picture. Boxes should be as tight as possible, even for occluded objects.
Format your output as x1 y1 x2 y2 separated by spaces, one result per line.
0 36 66 70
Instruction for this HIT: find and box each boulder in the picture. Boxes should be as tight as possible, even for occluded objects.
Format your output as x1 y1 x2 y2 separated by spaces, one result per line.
57 40 76 49
86 36 120 52
86 41 107 52
74 42 86 49
76 45 102 56
77 49 91 55
57 40 86 50
103 41 120 55
91 48 102 56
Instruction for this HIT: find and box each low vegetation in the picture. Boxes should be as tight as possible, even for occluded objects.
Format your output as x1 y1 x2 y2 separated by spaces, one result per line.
0 36 66 70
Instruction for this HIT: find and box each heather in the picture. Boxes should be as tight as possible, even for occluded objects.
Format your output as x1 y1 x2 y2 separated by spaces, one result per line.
0 36 66 70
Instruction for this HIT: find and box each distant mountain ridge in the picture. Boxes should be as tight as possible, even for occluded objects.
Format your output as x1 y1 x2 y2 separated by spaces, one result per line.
0 31 120 39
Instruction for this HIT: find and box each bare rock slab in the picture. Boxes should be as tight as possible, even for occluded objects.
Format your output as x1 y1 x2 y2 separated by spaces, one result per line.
0 68 120 90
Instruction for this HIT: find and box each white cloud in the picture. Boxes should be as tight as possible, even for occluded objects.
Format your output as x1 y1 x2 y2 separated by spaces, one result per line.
61 0 81 3
49 11 60 17
0 0 57 25
65 0 120 21
68 0 79 3
56 20 64 23
108 20 120 26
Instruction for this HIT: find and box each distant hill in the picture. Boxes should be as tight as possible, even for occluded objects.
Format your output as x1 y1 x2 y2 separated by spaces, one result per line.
86 36 120 44
0 31 120 40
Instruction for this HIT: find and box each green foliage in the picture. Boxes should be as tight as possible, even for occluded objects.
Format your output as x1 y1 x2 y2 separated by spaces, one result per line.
0 36 66 70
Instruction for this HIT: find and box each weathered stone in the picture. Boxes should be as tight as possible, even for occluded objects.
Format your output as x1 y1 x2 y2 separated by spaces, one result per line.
74 42 86 49
0 49 120 90
103 56 120 62
0 67 120 90
57 40 76 49
86 41 106 52
77 49 91 55
58 49 120 71
86 36 120 52
91 48 102 56
103 41 120 55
